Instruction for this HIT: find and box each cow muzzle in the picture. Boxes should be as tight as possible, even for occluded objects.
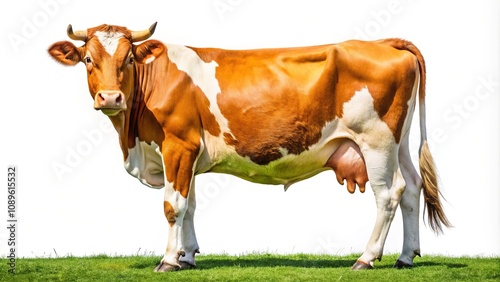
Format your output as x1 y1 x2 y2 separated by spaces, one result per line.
94 90 126 116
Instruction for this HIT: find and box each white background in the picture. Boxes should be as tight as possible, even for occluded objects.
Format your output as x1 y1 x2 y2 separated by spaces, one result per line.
1 0 499 260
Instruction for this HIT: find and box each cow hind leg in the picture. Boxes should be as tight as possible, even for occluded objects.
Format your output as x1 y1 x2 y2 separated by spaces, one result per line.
352 146 406 270
394 136 422 268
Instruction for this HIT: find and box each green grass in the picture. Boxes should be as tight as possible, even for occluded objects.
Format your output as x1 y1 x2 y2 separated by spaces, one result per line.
1 253 499 281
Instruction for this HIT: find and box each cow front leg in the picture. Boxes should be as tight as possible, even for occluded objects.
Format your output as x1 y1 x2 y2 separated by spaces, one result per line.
154 183 189 272
154 140 200 272
178 181 200 269
353 148 406 270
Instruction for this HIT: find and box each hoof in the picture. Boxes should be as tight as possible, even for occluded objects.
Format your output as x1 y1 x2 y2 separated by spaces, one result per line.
414 250 421 257
154 261 180 272
393 259 413 269
351 260 373 270
179 261 196 270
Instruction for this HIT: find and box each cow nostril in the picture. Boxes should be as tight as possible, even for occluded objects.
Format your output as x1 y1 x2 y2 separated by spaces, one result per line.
96 92 105 104
116 94 123 105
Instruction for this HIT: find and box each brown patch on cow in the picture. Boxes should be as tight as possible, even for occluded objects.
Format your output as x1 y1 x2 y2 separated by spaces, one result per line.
365 55 416 144
160 136 199 199
193 41 418 165
196 92 222 137
201 46 340 165
140 53 209 199
332 40 418 143
164 201 177 227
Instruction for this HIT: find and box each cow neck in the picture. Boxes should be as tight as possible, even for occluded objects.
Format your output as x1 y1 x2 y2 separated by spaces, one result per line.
126 63 149 149
125 57 166 153
106 63 150 161
104 104 127 160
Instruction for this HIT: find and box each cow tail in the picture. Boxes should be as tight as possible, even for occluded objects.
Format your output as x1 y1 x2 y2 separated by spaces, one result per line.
383 38 452 234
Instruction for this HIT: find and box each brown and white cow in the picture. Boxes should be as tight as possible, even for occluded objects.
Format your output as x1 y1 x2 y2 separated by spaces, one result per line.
48 23 450 271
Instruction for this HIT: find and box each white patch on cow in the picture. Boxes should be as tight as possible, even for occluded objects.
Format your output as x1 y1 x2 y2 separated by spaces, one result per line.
163 184 187 211
278 147 289 157
124 138 164 188
341 87 397 187
341 87 394 150
94 31 124 56
145 56 155 64
165 44 233 137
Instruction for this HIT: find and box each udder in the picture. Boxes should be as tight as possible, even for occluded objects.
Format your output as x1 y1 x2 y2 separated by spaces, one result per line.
325 139 369 193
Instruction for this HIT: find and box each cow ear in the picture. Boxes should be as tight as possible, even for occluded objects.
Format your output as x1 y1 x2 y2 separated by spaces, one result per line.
48 41 82 66
133 40 165 64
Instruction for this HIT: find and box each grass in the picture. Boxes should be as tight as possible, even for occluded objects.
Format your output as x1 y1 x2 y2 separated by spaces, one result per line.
1 253 499 281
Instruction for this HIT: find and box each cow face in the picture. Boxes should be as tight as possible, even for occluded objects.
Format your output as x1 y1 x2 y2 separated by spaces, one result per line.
48 23 164 116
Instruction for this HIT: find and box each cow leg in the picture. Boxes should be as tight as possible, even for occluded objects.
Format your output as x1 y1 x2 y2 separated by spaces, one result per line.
394 135 422 268
154 182 187 272
154 140 200 272
353 146 406 270
178 180 200 269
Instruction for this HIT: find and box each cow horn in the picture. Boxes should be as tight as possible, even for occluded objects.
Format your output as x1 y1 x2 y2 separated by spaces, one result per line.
131 22 157 42
67 24 87 41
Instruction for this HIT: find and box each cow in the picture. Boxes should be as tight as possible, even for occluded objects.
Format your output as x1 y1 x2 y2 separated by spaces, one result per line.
48 22 451 271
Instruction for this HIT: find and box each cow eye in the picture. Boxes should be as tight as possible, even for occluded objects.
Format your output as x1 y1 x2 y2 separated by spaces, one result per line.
128 56 134 64
84 56 92 64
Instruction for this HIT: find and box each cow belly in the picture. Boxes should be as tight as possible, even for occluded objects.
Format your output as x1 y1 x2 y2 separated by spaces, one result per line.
203 121 342 186
325 139 368 193
209 153 328 186
205 140 333 186
124 138 164 188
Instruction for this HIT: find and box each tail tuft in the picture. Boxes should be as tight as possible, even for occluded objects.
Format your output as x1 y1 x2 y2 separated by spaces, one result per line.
419 141 452 234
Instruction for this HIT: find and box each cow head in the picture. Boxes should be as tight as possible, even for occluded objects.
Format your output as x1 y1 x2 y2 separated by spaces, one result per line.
48 23 164 116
